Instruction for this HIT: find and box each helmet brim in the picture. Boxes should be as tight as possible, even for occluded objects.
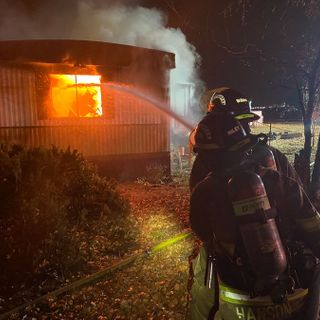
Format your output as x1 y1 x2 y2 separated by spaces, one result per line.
234 112 260 122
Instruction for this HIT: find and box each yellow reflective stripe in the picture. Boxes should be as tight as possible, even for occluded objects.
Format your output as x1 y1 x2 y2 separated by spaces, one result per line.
234 114 256 120
220 282 247 294
220 289 258 305
297 215 320 233
219 289 275 306
287 288 309 302
219 284 308 306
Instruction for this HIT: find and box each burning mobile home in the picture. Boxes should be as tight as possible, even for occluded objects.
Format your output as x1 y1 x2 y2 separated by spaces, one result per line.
0 40 175 179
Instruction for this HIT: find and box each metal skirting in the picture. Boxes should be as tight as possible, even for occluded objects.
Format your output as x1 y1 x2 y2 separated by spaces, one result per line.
0 124 169 157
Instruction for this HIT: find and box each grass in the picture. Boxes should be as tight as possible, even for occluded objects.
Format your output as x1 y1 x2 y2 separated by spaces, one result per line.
251 122 319 163
170 121 317 182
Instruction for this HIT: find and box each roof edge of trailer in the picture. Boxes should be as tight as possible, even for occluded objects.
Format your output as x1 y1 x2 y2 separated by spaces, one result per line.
0 39 175 69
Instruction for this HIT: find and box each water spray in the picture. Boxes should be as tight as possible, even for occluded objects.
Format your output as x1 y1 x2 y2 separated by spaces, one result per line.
105 82 195 131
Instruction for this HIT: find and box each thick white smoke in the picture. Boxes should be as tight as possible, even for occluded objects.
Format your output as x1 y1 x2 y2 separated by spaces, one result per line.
0 0 203 117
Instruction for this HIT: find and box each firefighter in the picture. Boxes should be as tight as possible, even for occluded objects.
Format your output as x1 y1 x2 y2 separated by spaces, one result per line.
189 87 301 191
189 111 320 320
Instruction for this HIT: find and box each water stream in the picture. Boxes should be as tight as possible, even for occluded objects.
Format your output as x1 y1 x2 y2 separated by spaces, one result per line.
105 82 196 131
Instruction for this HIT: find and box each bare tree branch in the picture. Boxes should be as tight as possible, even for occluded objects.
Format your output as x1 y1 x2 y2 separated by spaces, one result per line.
212 39 260 56
162 0 191 31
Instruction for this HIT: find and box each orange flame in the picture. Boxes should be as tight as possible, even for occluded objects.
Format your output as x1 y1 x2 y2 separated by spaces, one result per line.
50 74 102 118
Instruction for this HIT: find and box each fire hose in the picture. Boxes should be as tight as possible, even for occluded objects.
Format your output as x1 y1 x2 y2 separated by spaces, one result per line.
0 231 192 320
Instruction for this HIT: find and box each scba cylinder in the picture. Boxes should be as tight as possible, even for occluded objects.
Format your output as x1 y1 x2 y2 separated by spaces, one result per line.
228 170 287 294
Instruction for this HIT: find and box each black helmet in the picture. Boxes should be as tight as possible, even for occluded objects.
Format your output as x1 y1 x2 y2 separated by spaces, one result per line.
208 87 260 122
190 112 258 152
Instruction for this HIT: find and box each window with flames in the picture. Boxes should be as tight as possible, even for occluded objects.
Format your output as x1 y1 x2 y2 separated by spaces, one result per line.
50 74 102 118
36 73 114 119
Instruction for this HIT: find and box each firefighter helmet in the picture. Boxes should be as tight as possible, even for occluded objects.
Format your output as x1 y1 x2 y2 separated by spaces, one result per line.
190 112 258 152
207 87 260 122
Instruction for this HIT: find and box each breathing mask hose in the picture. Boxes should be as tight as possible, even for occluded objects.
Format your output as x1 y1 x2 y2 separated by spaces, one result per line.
303 263 320 320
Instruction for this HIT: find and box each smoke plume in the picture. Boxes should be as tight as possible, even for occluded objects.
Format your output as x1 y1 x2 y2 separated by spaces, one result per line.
0 0 203 117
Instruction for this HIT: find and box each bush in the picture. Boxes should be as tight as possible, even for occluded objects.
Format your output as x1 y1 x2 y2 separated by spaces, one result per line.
0 144 130 296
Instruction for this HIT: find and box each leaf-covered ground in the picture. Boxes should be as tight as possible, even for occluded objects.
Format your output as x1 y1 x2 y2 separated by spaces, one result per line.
3 180 195 320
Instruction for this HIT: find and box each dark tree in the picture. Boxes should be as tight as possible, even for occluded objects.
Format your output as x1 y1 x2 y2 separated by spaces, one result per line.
208 0 320 190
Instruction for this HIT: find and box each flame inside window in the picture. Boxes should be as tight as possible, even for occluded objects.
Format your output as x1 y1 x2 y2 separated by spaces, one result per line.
50 74 102 118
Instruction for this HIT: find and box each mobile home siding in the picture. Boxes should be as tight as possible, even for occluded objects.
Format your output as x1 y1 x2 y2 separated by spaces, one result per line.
0 66 169 157
0 40 174 179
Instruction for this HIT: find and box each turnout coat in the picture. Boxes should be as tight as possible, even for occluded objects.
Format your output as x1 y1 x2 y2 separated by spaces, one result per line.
189 164 320 320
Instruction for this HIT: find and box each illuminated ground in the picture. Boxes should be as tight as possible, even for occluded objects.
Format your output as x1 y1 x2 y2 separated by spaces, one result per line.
4 180 194 320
